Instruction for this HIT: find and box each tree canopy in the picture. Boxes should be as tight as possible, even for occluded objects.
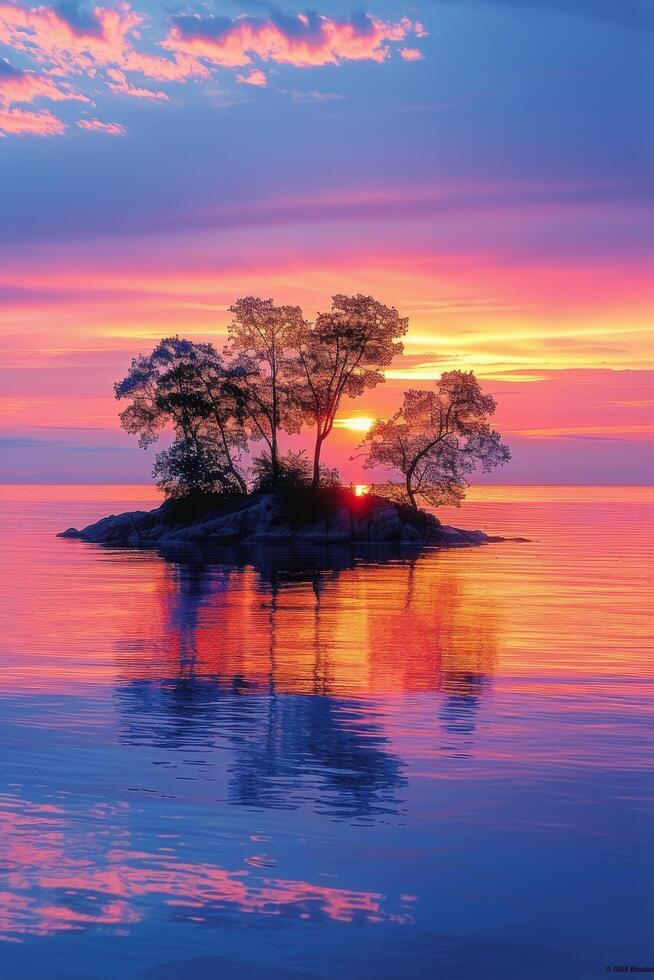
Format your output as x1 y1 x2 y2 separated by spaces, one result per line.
114 299 510 507
362 371 511 508
226 297 308 482
292 294 408 487
114 337 249 496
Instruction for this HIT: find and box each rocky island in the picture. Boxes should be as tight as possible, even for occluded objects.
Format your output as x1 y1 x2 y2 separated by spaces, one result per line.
59 488 491 549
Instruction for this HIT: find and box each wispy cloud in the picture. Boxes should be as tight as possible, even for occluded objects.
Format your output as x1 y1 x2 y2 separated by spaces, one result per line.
77 117 125 134
106 68 168 101
281 88 346 103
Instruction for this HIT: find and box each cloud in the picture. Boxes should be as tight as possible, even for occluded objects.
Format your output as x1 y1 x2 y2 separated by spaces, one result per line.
399 47 424 61
282 88 346 102
0 0 141 72
0 435 49 447
164 11 418 67
0 0 206 85
0 105 67 135
0 57 87 106
236 68 267 87
106 68 168 100
119 49 208 82
77 117 125 134
0 2 420 136
511 423 654 440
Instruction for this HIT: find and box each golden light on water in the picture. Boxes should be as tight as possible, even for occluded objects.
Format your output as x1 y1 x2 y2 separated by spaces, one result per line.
354 484 369 496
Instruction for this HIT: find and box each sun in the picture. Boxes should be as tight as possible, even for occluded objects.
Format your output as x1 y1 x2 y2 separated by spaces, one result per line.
335 416 376 433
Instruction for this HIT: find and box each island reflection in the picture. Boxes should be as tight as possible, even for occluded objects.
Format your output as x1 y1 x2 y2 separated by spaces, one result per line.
115 544 499 818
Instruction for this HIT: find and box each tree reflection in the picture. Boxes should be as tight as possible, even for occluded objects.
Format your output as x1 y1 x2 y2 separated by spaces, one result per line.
115 543 499 816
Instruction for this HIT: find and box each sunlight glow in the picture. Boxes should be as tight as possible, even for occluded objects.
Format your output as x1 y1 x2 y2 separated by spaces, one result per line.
335 416 376 433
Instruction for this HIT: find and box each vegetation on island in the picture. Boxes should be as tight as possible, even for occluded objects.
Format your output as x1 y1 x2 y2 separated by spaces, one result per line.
115 294 510 514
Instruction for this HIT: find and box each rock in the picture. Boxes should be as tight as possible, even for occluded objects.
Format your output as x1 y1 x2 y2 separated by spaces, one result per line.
58 492 494 549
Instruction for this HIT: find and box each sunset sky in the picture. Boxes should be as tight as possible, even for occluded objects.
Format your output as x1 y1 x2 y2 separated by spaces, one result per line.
0 0 652 484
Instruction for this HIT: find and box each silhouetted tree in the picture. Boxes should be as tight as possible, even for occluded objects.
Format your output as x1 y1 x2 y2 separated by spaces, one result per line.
362 371 510 509
250 449 312 492
227 297 308 483
292 294 408 487
115 337 249 495
152 435 237 499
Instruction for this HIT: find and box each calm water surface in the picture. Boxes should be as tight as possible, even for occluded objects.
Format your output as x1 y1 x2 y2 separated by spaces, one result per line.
0 485 652 979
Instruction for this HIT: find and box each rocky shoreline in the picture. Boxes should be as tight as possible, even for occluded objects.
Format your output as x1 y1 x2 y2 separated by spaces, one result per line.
59 491 492 549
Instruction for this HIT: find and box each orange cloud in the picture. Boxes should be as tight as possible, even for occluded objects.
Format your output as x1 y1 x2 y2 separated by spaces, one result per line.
511 424 654 440
77 117 125 134
164 12 417 68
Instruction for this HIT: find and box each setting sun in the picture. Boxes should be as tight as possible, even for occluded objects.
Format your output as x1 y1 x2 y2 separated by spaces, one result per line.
335 416 376 433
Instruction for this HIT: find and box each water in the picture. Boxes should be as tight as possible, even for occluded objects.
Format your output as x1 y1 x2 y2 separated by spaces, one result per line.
0 485 652 979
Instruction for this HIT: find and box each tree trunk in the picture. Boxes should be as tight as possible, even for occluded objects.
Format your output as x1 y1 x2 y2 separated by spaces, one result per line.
270 350 279 483
214 419 247 494
405 471 418 509
228 463 247 494
271 425 279 482
312 429 323 489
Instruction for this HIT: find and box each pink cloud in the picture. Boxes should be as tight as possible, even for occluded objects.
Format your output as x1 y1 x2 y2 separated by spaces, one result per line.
164 12 417 68
400 48 424 62
0 2 422 137
0 104 66 135
0 1 141 73
77 117 125 135
120 50 208 82
0 58 88 106
236 68 267 87
106 68 168 101
0 1 206 85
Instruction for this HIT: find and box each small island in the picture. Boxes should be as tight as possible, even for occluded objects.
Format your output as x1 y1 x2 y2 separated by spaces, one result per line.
60 293 510 549
60 486 491 548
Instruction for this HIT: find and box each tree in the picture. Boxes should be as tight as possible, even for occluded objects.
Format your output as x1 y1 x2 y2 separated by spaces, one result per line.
227 297 308 483
250 449 312 492
115 337 249 496
293 294 408 487
362 371 511 509
152 434 238 499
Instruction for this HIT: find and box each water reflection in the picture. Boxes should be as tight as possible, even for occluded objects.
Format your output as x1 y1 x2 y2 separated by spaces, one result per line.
116 543 499 697
118 681 406 818
0 791 412 944
115 545 498 817
1 489 653 968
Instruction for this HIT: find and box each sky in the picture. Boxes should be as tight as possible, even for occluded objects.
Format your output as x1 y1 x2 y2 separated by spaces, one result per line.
0 0 652 484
